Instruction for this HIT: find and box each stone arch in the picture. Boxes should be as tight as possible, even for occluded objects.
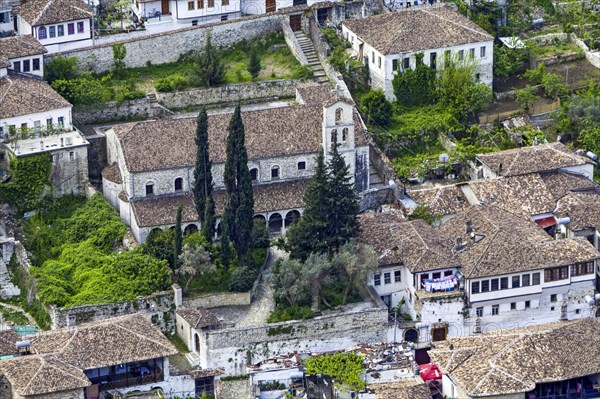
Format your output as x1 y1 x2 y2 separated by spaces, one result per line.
404 328 419 343
284 210 301 227
145 181 155 196
268 213 283 235
330 128 338 143
184 224 198 235
335 107 343 123
150 227 162 235
254 214 267 225
174 177 183 192
271 165 280 180
342 127 349 141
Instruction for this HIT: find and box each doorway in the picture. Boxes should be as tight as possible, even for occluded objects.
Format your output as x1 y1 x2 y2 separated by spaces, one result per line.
289 14 301 31
194 333 200 352
161 0 170 14
266 0 276 13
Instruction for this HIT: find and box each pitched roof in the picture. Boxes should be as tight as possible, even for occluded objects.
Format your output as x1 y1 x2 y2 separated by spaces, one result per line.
476 142 593 177
555 189 600 231
101 163 123 184
539 170 597 201
0 57 10 68
357 211 459 272
131 179 309 227
342 5 492 55
0 74 71 119
0 329 19 357
15 0 92 26
0 35 46 60
112 96 367 173
368 379 432 399
408 184 471 216
428 318 600 397
176 306 220 329
439 205 600 278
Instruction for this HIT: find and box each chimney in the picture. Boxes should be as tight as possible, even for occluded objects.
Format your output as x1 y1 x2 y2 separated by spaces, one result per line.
173 284 182 308
60 137 64 147
454 236 466 253
67 314 76 329
465 219 473 234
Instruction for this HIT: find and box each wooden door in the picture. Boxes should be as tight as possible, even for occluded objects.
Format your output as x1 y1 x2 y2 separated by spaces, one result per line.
161 0 170 14
266 0 276 13
289 15 301 31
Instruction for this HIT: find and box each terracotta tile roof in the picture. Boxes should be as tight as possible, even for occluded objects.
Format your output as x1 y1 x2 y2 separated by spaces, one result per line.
296 82 334 105
555 189 600 232
131 179 309 227
189 367 224 378
368 378 432 399
428 318 600 397
408 184 470 216
101 163 122 184
539 170 596 201
0 74 71 119
358 211 459 272
112 99 367 173
0 35 46 59
176 306 220 329
0 354 90 395
15 0 92 26
0 57 10 68
476 143 593 177
27 313 178 371
439 205 600 278
342 5 492 55
0 329 19 356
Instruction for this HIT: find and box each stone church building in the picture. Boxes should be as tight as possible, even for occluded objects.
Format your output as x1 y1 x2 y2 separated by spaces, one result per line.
102 83 371 243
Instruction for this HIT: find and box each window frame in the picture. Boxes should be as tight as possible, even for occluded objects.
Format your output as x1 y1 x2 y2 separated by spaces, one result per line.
384 272 391 284
481 280 490 293
471 281 480 294
522 274 530 287
491 304 499 316
68 23 75 35
57 24 64 36
532 272 540 285
476 307 483 317
174 177 183 192
297 161 306 170
394 270 401 283
38 26 47 39
512 275 520 288
77 21 84 33
145 182 154 196
271 165 280 180
49 25 56 38
491 278 499 291
32 58 40 71
480 46 486 58
403 57 410 69
374 273 381 286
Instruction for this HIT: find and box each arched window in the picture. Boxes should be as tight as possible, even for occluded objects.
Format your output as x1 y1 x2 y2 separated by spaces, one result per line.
38 26 47 39
271 165 280 180
250 168 258 181
174 177 183 191
330 129 338 144
335 108 343 124
145 182 154 196
342 127 348 142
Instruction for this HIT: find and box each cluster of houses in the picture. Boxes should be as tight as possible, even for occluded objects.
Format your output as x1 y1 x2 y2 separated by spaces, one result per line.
1 0 600 398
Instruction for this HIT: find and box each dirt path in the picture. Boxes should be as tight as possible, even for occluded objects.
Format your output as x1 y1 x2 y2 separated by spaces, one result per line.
0 302 38 327
235 247 284 327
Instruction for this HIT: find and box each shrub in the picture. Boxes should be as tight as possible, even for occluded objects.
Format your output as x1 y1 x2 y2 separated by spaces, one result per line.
45 56 79 83
362 89 392 126
228 266 258 292
267 306 314 322
155 77 174 92
541 72 569 99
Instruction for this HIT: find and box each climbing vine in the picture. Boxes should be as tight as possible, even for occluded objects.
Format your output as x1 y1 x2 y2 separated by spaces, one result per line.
304 352 366 392
0 153 51 212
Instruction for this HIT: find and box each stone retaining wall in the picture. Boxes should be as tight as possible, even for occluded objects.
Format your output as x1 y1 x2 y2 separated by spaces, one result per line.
183 291 251 308
73 98 173 124
157 79 301 110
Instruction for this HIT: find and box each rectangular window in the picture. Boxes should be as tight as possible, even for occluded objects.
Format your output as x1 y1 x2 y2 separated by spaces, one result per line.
472 281 480 294
392 59 398 71
374 274 381 286
49 26 56 37
192 19 199 25
13 61 20 72
371 52 374 64
68 23 75 34
480 46 486 58
522 274 530 287
481 280 490 293
46 117 53 126
297 161 306 170
32 58 40 71
403 57 410 69
208 0 214 7
378 56 381 69
430 52 437 69
188 1 195 10
510 302 516 310
394 270 401 283
572 261 594 276
0 12 8 23
512 276 520 288
470 48 475 58
57 25 64 36
491 279 499 291
220 15 227 21
532 272 540 285
21 123 27 133
38 27 47 39
69 151 74 160
58 116 64 127
432 272 441 280
551 294 557 303
34 120 41 130
384 272 391 284
77 21 84 33
222 0 229 5
146 184 154 195
492 305 499 316
458 49 464 61
545 266 569 282
476 307 483 317
23 59 30 72
444 270 453 276
525 300 531 308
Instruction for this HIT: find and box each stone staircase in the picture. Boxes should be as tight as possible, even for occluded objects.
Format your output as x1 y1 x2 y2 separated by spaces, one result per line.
147 92 158 103
293 31 329 84
369 163 387 191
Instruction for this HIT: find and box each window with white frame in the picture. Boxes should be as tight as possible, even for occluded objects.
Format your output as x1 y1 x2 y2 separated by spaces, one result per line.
480 46 486 58
492 304 499 315
384 272 391 284
394 270 401 283
476 307 483 317
374 273 381 286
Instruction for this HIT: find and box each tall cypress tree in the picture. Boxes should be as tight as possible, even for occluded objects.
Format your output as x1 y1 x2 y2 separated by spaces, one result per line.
325 140 359 252
223 104 254 258
174 205 183 271
192 107 215 240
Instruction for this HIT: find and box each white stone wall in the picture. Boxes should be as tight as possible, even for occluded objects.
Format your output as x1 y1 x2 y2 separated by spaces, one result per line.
49 144 89 196
7 54 44 77
171 0 241 21
0 106 73 136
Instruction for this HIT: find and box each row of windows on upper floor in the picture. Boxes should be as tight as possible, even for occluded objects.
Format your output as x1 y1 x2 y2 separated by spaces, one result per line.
37 21 85 39
10 57 41 74
474 295 584 317
0 117 65 137
143 162 308 195
187 0 229 10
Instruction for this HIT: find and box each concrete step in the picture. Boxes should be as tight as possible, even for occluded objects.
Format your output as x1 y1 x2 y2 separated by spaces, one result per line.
185 351 201 367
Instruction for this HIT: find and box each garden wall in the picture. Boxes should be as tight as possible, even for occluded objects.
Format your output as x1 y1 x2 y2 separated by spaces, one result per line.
157 79 301 109
73 98 174 124
48 288 175 331
183 291 251 308
53 13 285 73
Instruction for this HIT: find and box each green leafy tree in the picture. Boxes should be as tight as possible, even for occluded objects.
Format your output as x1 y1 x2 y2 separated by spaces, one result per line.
143 228 175 268
578 127 600 155
541 72 569 99
392 53 437 106
177 243 215 294
332 241 378 304
524 63 546 85
44 56 79 83
270 258 309 308
0 153 51 212
247 49 261 79
191 107 216 241
223 104 255 259
304 352 366 392
409 205 442 226
112 43 126 78
174 205 183 272
198 33 225 87
303 252 331 311
362 89 392 126
515 85 538 112
51 73 110 106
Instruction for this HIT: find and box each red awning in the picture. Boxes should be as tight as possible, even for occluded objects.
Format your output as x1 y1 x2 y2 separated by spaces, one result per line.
534 216 557 228
419 363 442 381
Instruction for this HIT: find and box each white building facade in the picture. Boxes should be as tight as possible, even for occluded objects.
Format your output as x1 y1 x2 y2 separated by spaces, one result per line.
132 0 241 30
